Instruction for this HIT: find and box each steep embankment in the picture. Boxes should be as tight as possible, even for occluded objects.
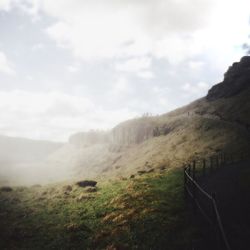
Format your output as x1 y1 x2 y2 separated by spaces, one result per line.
52 56 250 180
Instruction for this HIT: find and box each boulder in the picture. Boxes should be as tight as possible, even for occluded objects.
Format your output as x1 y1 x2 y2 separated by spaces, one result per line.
76 180 97 187
0 186 13 192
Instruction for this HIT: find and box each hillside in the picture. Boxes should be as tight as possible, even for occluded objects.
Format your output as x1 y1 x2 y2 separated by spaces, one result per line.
55 56 250 181
0 57 250 250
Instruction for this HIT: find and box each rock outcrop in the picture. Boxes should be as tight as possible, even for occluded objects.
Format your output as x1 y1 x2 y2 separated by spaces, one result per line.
69 131 110 146
111 117 155 145
207 56 250 101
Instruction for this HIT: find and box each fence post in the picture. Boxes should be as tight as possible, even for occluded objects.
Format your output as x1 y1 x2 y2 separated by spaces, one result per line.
203 159 206 177
192 160 196 180
188 164 191 176
183 165 187 199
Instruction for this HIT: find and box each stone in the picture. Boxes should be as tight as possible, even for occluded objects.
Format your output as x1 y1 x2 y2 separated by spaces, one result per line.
76 180 97 187
0 186 13 192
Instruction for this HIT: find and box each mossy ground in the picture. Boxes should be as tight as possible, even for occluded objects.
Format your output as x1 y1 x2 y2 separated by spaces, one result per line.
0 169 198 250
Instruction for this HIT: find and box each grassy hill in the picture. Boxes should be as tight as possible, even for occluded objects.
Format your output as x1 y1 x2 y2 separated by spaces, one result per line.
0 169 198 250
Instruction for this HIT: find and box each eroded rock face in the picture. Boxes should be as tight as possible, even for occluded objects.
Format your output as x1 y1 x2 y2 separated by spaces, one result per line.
207 56 250 101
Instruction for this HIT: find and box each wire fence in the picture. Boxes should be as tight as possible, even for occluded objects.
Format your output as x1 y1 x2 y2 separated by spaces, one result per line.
184 149 250 250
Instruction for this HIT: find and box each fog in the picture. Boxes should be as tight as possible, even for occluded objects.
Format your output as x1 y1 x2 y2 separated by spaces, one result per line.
0 135 73 186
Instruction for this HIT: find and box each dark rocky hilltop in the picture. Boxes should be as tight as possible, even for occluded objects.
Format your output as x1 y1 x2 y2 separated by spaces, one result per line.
207 56 250 101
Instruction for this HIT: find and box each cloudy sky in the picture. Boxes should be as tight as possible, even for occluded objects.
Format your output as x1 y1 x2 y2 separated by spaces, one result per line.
0 0 249 141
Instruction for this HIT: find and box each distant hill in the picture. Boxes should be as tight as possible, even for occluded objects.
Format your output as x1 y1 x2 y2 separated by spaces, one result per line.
0 136 64 185
0 135 62 164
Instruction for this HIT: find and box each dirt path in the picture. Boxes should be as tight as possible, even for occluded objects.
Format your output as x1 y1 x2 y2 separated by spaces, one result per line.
199 160 250 250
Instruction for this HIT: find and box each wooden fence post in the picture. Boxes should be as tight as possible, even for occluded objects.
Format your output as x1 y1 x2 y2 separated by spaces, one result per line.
192 160 196 180
203 159 206 177
183 166 187 199
188 164 191 176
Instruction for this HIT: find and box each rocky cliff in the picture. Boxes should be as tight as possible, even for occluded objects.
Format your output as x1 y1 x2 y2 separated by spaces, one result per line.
69 130 110 146
207 56 250 101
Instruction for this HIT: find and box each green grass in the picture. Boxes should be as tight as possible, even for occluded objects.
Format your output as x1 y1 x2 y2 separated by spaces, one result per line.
0 170 197 250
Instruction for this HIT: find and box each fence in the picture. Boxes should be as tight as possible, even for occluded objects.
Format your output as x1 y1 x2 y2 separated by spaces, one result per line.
184 149 250 250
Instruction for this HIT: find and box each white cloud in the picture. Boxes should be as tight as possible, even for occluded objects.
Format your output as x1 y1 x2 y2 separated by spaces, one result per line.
181 81 210 97
23 0 217 63
67 65 79 73
0 0 11 11
114 56 155 79
188 60 205 71
3 0 250 67
31 43 44 50
0 51 15 75
137 71 154 79
0 90 137 141
115 57 151 73
109 77 132 96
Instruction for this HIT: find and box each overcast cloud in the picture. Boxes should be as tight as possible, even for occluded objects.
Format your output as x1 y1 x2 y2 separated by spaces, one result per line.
0 0 249 141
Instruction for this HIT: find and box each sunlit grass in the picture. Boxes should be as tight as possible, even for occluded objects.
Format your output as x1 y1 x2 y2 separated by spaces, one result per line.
0 169 198 249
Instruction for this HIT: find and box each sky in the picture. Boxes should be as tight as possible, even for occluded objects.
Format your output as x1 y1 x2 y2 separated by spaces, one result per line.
0 0 249 142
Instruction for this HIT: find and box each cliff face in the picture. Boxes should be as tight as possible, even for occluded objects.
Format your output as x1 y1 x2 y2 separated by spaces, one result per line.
111 117 155 145
69 131 110 146
69 117 174 147
207 56 250 101
69 117 158 147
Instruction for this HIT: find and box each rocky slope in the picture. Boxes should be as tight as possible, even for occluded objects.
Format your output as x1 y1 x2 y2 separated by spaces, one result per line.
207 56 250 101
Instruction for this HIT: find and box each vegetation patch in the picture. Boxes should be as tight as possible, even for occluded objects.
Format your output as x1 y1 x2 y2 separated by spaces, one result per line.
0 170 198 250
